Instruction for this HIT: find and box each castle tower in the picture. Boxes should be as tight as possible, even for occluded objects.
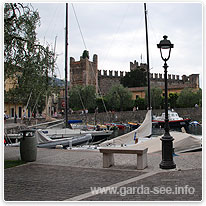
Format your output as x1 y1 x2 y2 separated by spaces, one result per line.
70 52 98 92
189 74 199 88
130 60 139 71
130 60 147 72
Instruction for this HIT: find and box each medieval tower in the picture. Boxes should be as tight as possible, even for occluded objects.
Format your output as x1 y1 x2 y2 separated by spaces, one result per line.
70 54 98 93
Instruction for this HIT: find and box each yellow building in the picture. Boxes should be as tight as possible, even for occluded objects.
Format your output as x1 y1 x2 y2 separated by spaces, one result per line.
4 103 27 119
128 74 200 100
4 73 30 119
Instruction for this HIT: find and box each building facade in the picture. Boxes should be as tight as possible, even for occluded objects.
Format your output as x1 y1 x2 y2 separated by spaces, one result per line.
4 73 29 119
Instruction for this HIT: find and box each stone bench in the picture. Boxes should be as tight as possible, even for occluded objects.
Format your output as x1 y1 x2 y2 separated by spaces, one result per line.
99 147 148 170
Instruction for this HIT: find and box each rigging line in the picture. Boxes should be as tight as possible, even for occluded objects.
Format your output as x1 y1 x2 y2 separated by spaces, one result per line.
99 4 130 69
43 5 60 39
119 13 144 68
31 91 41 115
23 91 32 117
146 14 159 71
71 3 87 49
101 4 144 72
55 65 62 79
69 4 100 118
71 3 109 119
52 36 58 83
147 13 159 44
70 74 86 112
87 58 109 116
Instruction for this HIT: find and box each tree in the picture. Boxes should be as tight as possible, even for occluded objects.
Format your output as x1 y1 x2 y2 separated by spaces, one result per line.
177 88 202 108
145 87 163 109
105 84 133 111
96 97 108 113
134 97 146 110
168 93 179 108
196 88 202 107
120 68 147 88
81 50 89 59
69 85 96 112
4 3 55 114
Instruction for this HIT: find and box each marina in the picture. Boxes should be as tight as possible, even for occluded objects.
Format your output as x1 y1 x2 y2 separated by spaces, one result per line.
4 113 202 152
3 2 202 202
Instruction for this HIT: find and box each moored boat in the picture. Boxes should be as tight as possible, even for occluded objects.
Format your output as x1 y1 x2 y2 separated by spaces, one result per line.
152 110 191 128
41 127 113 143
189 121 201 127
36 130 92 148
128 122 140 129
105 123 126 130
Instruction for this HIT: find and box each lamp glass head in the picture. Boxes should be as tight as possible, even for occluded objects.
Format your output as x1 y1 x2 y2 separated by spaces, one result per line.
157 35 174 61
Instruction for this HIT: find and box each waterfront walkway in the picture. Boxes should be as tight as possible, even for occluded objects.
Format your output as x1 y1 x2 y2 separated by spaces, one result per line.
4 146 202 201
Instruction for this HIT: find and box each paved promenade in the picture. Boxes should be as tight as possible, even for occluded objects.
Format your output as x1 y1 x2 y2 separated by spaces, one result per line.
4 146 202 201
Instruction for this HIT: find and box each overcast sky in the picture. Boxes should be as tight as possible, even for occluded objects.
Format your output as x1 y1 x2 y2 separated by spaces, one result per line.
32 2 202 86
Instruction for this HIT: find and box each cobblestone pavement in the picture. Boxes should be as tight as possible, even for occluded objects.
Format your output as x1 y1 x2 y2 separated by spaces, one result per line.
84 168 202 201
4 164 145 201
4 147 202 172
4 146 202 201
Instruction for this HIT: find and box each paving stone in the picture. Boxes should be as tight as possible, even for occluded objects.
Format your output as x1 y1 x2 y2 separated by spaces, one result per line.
4 146 202 201
84 168 202 201
4 164 145 201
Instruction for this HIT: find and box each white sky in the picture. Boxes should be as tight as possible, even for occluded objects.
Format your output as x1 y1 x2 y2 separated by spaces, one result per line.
32 1 203 87
3 1 204 87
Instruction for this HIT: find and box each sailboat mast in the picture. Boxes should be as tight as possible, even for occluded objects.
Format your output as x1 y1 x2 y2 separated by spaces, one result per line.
65 3 69 128
144 3 151 110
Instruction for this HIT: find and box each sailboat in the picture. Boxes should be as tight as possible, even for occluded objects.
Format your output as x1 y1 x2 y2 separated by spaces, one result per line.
36 3 112 148
100 3 201 153
99 3 152 147
36 129 92 148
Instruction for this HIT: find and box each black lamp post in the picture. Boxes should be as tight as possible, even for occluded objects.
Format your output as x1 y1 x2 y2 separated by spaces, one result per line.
157 35 176 169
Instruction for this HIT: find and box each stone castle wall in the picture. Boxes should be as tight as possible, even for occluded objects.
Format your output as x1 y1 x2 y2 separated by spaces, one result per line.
98 68 199 94
98 70 123 95
70 54 199 95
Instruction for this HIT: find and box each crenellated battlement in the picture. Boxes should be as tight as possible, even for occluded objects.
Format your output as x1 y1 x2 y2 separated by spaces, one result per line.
98 69 195 82
150 73 180 81
98 70 125 77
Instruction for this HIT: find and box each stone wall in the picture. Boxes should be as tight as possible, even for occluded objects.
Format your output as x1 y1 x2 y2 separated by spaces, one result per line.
98 71 122 95
68 107 202 124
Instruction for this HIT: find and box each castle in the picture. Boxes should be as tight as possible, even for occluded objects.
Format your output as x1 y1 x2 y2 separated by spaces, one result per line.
70 53 199 99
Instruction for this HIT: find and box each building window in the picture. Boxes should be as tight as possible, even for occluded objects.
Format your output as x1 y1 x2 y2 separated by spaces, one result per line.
136 95 139 99
11 108 14 118
18 107 22 118
28 108 31 117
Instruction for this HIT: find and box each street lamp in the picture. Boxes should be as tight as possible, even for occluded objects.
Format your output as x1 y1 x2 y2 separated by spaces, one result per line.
157 35 176 169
